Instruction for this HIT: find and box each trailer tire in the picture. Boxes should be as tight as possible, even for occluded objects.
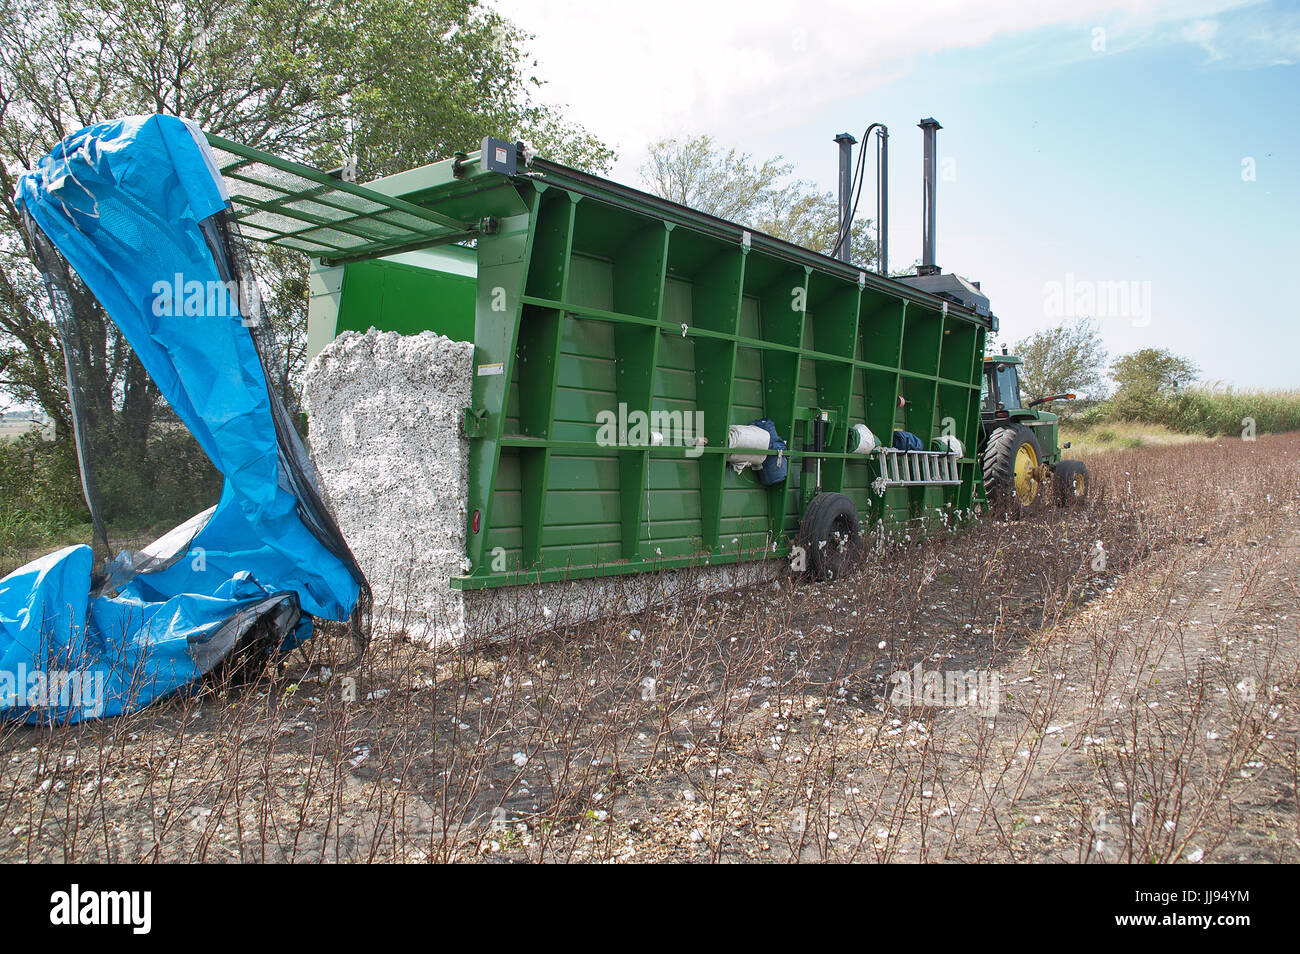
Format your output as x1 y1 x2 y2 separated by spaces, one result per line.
1053 459 1089 507
799 492 862 581
982 424 1044 517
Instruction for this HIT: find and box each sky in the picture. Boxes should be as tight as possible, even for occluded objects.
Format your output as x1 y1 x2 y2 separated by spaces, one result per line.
491 0 1300 390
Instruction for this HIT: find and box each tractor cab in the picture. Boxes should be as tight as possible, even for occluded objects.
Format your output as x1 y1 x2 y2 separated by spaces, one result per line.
981 354 1025 420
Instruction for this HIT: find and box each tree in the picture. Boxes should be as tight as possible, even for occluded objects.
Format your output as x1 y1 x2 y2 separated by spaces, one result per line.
639 135 878 264
0 0 611 519
1011 317 1107 404
1109 347 1199 423
1111 348 1199 397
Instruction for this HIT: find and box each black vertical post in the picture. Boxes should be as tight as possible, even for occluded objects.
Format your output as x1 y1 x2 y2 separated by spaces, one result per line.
834 132 856 263
919 117 941 275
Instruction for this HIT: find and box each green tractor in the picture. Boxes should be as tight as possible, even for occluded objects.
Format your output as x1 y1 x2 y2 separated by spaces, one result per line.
978 348 1089 514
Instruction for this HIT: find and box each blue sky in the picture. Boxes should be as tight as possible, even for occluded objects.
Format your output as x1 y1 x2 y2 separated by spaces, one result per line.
494 0 1299 389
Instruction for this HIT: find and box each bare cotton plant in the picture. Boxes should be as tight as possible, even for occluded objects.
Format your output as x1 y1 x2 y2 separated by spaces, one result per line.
2 433 1297 862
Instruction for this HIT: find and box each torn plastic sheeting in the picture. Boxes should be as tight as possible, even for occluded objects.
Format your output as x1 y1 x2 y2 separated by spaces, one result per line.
3 114 364 722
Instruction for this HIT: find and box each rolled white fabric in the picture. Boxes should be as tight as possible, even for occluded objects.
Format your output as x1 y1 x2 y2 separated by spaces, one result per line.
849 423 877 454
932 435 963 456
727 423 770 473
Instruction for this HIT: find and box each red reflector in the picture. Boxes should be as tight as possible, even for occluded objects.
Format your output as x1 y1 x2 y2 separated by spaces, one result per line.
995 410 1009 419
471 509 481 534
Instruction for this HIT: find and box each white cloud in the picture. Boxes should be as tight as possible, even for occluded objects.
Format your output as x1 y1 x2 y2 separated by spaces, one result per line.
1181 18 1225 61
491 0 1261 168
1168 4 1300 66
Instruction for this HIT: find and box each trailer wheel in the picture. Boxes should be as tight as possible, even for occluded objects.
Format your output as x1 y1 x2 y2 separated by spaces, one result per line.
799 492 862 581
1053 459 1089 507
982 424 1044 517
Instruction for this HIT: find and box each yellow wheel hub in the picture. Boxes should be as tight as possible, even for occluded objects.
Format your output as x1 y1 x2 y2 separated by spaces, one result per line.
1013 443 1040 504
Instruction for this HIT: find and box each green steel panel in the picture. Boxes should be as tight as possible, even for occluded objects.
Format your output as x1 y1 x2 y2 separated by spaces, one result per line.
335 257 477 342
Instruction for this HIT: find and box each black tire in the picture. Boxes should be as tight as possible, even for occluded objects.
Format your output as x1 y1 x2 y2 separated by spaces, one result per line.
982 424 1044 516
798 492 862 581
1053 459 1090 507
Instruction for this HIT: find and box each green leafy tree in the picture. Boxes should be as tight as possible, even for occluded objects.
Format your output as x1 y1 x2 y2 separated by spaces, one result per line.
1111 347 1199 395
639 135 878 263
0 0 611 522
1110 347 1199 422
1012 317 1107 404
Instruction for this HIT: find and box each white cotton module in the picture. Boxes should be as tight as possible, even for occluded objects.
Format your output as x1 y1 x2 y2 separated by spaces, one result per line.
849 423 878 454
303 327 474 645
727 424 770 473
932 435 963 456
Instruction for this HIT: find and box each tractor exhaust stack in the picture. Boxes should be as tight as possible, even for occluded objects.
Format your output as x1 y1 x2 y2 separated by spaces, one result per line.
918 117 941 276
834 132 855 264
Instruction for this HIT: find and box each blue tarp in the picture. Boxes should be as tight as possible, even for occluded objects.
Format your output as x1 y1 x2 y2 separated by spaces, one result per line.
2 115 362 722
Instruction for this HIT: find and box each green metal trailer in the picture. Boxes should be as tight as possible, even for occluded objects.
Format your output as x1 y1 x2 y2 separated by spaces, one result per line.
207 135 995 592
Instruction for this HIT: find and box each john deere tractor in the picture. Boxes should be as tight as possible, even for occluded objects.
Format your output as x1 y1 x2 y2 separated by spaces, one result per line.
978 348 1089 514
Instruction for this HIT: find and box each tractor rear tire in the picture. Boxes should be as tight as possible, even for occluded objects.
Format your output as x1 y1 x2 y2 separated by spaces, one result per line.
1053 459 1090 507
982 424 1044 517
798 492 862 581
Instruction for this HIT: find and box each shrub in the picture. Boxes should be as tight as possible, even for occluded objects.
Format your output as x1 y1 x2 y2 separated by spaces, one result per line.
94 428 223 529
0 435 87 552
1085 387 1300 438
2 424 222 559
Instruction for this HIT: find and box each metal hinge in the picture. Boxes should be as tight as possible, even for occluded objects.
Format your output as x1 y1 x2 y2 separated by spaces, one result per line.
462 407 487 439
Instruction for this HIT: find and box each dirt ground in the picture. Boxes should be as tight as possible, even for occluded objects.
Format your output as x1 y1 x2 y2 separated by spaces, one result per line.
2 433 1297 863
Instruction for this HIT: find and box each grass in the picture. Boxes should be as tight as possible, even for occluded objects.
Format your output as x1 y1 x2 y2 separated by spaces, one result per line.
1172 383 1300 436
0 520 95 573
1062 382 1300 453
0 516 193 578
1061 421 1210 455
1077 385 1300 439
0 428 221 576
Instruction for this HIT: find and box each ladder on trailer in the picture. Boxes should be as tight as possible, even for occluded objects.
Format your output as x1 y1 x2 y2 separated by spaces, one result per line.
871 448 961 495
